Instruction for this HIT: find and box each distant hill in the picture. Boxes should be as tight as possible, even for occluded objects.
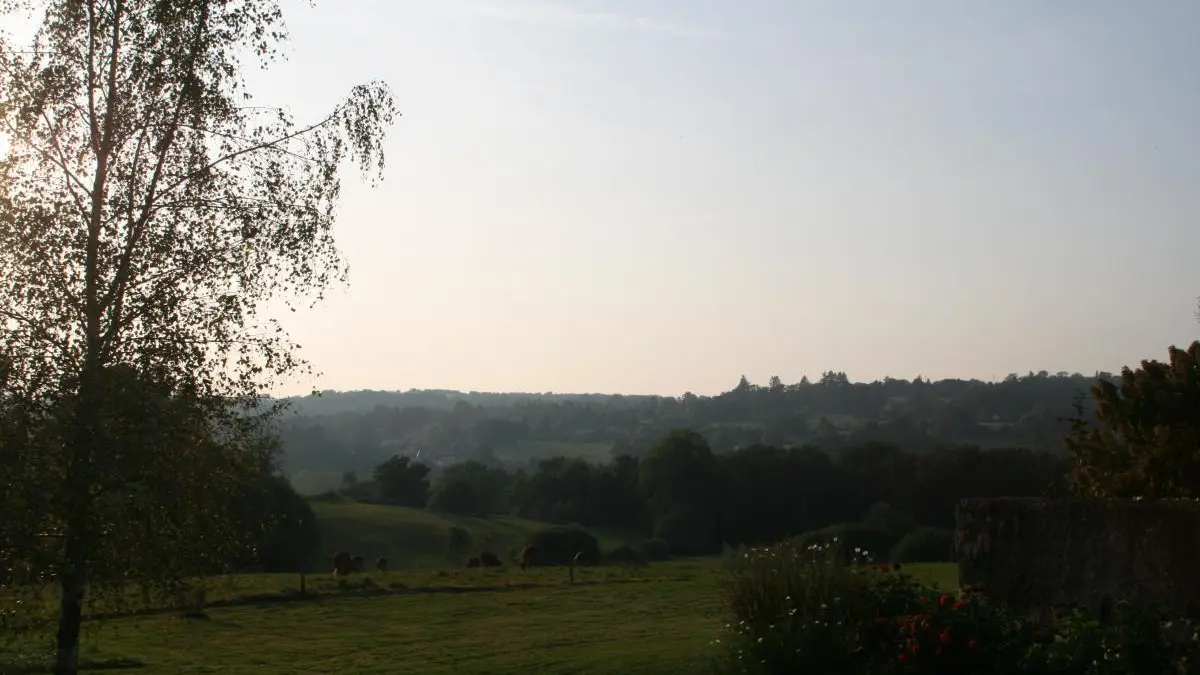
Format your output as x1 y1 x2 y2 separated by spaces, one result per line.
278 388 661 418
273 371 1116 489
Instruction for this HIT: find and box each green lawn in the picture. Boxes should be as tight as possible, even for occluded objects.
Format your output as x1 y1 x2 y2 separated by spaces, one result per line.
2 503 959 674
2 560 958 675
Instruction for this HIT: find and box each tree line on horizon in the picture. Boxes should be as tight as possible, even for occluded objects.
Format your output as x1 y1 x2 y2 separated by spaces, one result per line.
330 432 1069 562
277 369 1116 482
311 341 1200 562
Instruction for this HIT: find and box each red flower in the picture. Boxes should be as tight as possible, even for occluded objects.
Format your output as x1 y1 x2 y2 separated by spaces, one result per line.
897 653 910 664
954 600 968 611
939 629 953 646
963 583 990 596
938 594 952 607
874 617 891 630
968 638 981 652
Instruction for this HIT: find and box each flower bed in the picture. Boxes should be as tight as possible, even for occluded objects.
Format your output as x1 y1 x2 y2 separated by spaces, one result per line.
713 540 1198 674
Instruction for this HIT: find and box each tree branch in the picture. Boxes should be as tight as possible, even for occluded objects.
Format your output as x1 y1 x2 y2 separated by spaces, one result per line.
154 102 346 202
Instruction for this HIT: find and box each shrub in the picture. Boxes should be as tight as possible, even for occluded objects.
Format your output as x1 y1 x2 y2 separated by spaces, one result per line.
888 526 955 564
525 526 601 566
642 538 670 561
716 540 901 674
605 544 647 566
861 502 919 539
1020 602 1179 674
715 540 1033 675
715 538 1193 674
871 589 1029 674
792 523 896 563
653 505 721 555
446 526 472 563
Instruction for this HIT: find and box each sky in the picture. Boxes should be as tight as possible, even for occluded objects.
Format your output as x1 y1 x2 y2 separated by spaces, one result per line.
11 0 1200 397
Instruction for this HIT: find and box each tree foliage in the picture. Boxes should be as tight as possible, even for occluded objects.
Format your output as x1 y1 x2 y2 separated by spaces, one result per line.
446 525 472 564
427 461 510 516
372 454 430 508
524 526 601 566
0 0 395 671
231 470 321 573
0 365 276 636
1066 341 1200 498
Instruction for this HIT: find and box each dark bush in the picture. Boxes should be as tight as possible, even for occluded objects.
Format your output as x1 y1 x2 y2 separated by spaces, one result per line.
792 523 898 563
888 526 955 563
447 525 473 563
605 543 647 566
652 505 721 555
860 502 918 539
230 474 320 573
524 526 601 566
642 538 670 561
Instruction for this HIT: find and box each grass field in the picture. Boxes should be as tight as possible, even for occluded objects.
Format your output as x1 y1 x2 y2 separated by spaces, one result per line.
309 501 635 570
3 504 959 673
2 560 958 674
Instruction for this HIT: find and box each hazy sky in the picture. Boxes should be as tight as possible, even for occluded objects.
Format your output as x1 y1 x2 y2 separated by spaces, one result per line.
14 1 1200 396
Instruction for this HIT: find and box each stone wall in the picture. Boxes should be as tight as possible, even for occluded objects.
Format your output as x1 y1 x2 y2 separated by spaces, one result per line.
955 498 1200 617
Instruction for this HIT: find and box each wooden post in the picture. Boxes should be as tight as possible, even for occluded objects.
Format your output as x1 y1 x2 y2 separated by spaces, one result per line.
568 563 575 585
569 551 583 585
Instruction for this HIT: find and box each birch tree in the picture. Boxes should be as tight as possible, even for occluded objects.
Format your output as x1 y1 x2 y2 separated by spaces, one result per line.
0 1 397 672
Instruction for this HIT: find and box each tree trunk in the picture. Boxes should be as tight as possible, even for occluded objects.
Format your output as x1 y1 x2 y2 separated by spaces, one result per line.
55 365 100 675
53 567 86 675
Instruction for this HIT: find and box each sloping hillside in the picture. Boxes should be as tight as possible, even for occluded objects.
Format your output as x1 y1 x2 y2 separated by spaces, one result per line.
309 500 628 569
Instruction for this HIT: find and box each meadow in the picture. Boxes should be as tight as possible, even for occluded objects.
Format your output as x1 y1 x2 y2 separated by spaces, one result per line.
3 559 957 675
1 502 958 674
308 500 637 569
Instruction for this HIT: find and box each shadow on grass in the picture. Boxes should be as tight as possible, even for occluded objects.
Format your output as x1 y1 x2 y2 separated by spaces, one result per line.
76 571 699 623
0 656 145 674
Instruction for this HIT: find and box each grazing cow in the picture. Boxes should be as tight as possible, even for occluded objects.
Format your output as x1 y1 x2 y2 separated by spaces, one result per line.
332 551 354 576
375 557 388 573
479 551 502 568
466 557 482 568
351 555 365 573
519 544 538 570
